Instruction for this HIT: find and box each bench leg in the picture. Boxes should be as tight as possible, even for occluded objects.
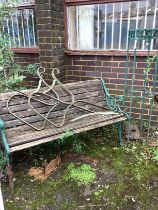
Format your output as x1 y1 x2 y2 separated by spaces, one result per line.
115 122 123 145
5 154 14 191
0 119 13 190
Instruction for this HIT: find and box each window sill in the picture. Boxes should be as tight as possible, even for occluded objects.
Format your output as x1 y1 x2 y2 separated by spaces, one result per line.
65 0 136 6
12 47 39 54
65 50 157 57
15 3 35 10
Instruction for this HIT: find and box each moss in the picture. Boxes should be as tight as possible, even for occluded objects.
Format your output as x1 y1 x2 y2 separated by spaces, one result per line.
2 127 158 209
66 163 96 186
84 141 158 209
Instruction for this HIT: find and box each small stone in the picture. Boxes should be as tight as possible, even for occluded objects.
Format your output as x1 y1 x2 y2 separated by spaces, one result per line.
13 178 16 182
132 197 136 202
15 197 20 201
105 185 110 189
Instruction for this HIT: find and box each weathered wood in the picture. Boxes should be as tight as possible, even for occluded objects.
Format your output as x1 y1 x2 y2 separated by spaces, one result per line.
8 114 124 147
1 92 104 122
10 116 126 153
0 83 104 109
0 86 105 115
0 79 102 101
3 99 105 129
6 106 110 140
1 90 104 116
5 102 106 139
0 79 127 154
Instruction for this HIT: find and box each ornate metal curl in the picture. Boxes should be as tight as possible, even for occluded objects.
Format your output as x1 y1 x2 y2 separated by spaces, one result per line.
7 67 120 131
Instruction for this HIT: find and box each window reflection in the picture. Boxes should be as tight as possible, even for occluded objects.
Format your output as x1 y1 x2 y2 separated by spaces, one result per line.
67 0 158 51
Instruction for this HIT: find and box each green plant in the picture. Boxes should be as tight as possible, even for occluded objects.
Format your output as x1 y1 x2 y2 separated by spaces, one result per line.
26 64 39 76
144 54 157 77
58 129 83 154
59 129 74 141
94 188 107 198
152 148 158 161
0 150 7 177
67 163 96 186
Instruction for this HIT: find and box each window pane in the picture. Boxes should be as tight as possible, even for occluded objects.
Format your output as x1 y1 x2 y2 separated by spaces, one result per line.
67 0 158 51
121 2 130 50
2 9 37 47
93 5 98 49
68 6 77 49
99 4 105 49
68 5 95 50
106 3 113 49
153 0 158 49
93 4 106 49
0 0 37 47
113 3 121 49
78 5 94 49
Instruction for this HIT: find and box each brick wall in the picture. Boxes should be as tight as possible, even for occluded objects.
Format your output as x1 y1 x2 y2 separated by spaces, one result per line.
12 1 158 125
13 52 40 88
66 54 158 124
13 0 66 86
14 53 40 66
35 0 66 83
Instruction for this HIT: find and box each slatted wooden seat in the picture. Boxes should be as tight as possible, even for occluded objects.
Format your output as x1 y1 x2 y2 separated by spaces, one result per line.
0 79 127 158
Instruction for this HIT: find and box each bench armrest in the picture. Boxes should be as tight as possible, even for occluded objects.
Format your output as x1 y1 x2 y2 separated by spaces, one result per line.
100 78 124 113
0 118 10 160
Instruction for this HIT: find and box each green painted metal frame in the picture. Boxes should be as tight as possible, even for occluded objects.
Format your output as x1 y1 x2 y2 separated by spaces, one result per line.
124 29 158 140
0 118 10 163
129 29 158 41
100 78 128 144
100 78 124 113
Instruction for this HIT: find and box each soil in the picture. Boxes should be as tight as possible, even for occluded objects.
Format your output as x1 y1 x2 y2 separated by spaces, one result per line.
2 125 158 210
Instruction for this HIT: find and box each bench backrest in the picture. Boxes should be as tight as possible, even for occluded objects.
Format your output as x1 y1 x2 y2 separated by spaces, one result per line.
0 79 107 131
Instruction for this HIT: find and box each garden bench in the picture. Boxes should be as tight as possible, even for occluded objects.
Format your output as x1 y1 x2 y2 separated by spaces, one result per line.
0 69 127 184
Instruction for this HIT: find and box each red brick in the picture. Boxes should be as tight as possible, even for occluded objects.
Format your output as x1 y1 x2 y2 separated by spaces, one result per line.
96 67 111 72
82 66 96 71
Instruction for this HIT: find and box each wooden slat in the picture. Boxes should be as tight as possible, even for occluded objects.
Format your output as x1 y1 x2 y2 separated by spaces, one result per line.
6 100 106 138
0 87 104 116
3 97 105 129
10 116 127 153
0 79 102 101
1 90 104 121
8 114 125 147
0 78 127 154
0 81 103 108
0 85 104 116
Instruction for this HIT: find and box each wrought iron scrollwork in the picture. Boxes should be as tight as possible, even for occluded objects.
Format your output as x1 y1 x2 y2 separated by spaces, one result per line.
7 67 120 131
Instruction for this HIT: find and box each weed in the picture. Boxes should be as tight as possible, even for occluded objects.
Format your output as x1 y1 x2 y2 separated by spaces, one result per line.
0 149 7 177
59 129 74 142
67 163 96 186
94 189 104 197
152 148 158 161
58 129 83 154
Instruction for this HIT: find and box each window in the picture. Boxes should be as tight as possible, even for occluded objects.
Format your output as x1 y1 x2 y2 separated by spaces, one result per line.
1 0 37 48
67 0 158 51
